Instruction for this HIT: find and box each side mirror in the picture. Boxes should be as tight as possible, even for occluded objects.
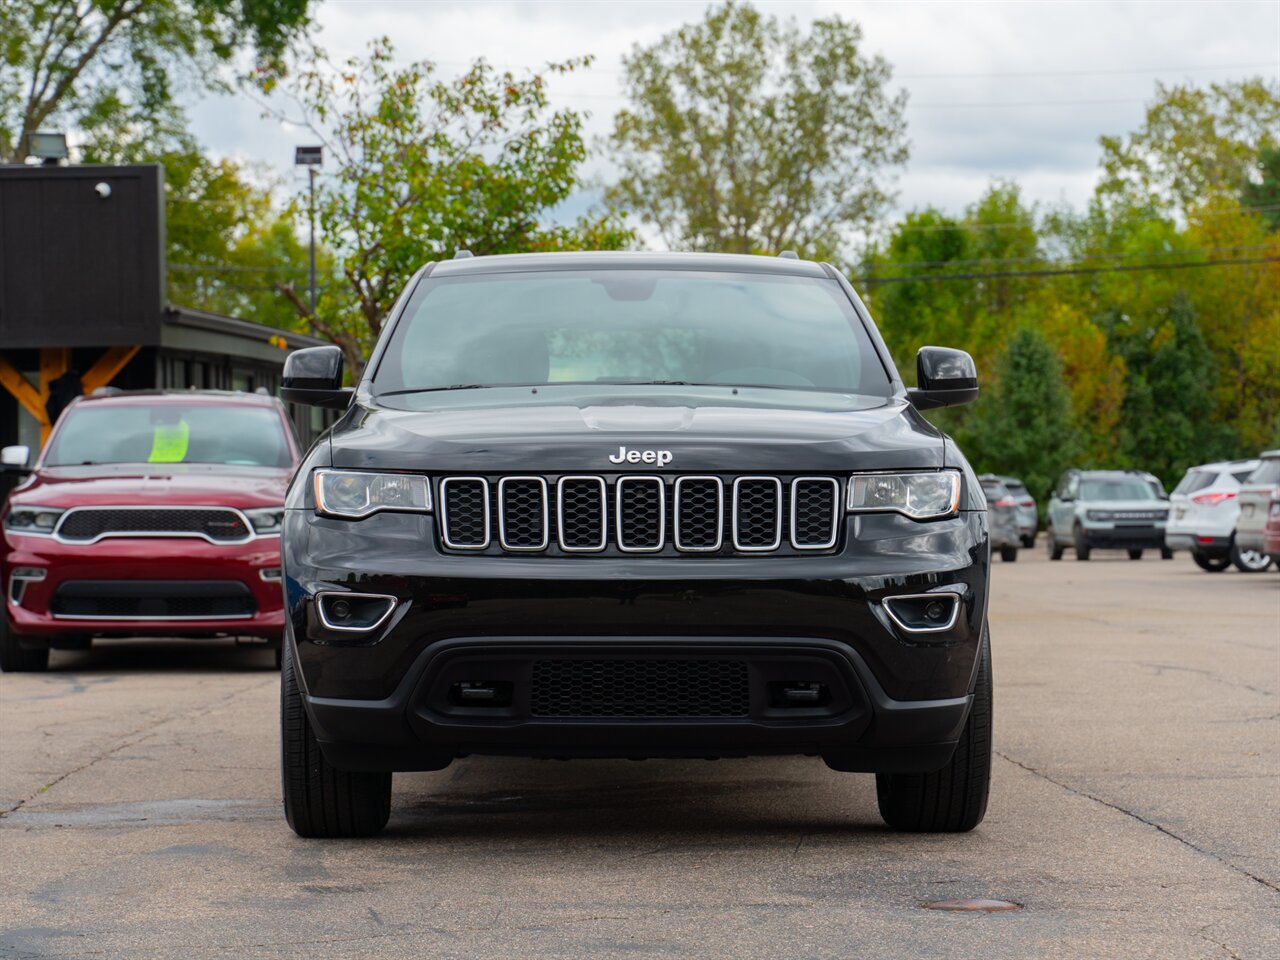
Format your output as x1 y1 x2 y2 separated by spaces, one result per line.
280 346 353 410
1 445 31 472
907 346 979 410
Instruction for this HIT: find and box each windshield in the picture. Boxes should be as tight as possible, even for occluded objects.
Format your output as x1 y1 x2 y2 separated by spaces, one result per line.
1079 479 1157 501
1172 470 1213 495
1247 458 1280 485
981 480 1009 502
44 403 293 468
374 270 892 397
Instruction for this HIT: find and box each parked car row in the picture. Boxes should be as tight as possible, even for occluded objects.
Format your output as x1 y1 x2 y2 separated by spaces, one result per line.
990 455 1280 571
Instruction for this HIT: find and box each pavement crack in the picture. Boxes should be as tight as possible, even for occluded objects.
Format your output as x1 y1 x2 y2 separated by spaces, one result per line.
995 750 1280 895
1197 921 1244 960
1135 662 1277 698
0 676 275 819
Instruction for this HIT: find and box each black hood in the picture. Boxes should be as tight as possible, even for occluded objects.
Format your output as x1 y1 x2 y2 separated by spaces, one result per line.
330 387 944 473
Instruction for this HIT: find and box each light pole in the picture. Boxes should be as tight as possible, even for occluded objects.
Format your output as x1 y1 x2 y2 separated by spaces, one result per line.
293 146 323 330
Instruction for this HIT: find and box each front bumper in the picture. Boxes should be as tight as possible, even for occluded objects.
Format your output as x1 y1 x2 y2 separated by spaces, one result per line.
1079 524 1166 549
4 533 284 639
283 509 990 772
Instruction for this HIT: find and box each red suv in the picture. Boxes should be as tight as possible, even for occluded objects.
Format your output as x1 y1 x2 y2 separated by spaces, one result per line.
1 391 299 671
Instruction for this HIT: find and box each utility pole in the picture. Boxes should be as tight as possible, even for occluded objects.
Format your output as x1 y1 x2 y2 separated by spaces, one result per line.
308 165 317 316
294 146 323 334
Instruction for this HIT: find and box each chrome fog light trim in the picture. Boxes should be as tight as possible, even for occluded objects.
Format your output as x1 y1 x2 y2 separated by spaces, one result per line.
315 591 398 633
883 592 961 634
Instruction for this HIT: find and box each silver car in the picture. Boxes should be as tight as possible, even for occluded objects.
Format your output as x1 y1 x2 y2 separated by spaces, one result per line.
1046 469 1172 561
979 474 1020 562
993 474 1037 546
1235 450 1280 556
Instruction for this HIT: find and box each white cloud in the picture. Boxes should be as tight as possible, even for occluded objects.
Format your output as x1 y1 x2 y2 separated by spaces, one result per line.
188 0 1280 232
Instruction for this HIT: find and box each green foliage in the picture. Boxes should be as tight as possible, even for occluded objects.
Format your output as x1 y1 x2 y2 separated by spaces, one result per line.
1110 296 1237 482
280 40 634 372
965 329 1077 504
607 0 907 259
866 79 1280 490
0 0 315 162
1097 78 1280 216
1240 145 1280 231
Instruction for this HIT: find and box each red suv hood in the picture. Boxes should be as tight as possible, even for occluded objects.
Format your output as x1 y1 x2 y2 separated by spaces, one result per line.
7 464 291 510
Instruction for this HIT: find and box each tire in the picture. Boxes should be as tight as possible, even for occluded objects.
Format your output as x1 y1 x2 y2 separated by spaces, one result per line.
281 637 392 838
877 626 992 832
1046 527 1064 561
1231 541 1273 573
1 618 49 672
1020 534 1035 548
1193 551 1231 573
1000 546 1018 562
1073 525 1091 561
1128 548 1143 560
1161 548 1174 560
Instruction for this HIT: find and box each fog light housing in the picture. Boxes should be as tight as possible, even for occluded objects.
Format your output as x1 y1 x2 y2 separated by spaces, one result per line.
9 566 47 605
315 592 397 633
883 593 961 634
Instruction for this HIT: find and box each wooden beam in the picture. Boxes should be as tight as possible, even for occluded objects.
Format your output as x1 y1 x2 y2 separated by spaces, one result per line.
81 345 141 394
0 354 48 425
37 348 71 444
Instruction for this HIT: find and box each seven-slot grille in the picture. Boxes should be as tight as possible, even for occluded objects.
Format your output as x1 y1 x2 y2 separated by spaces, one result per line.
437 475 842 555
55 507 252 543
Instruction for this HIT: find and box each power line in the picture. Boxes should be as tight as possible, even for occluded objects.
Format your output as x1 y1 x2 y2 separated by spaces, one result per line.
854 255 1280 285
877 203 1280 233
422 58 1277 81
864 243 1280 271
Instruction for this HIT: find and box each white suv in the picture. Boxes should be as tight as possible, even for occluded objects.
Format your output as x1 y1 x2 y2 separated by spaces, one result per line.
1166 459 1272 572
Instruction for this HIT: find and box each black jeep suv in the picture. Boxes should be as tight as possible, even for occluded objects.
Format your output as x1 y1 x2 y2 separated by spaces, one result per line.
279 252 992 838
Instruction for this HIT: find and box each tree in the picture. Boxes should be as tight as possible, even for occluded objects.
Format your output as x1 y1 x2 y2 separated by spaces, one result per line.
607 0 907 259
1240 145 1280 231
862 208 971 369
1114 296 1236 485
1097 78 1280 216
0 0 314 162
275 40 633 373
966 329 1077 505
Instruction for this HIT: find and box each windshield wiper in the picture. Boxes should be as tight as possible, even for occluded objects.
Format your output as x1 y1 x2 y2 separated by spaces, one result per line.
379 384 494 396
591 379 710 386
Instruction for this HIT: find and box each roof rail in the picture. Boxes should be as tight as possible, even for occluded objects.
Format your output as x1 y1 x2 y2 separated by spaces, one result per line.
453 249 474 259
777 250 799 260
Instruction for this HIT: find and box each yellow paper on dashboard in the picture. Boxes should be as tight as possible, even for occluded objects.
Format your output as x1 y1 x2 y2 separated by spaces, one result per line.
148 420 190 462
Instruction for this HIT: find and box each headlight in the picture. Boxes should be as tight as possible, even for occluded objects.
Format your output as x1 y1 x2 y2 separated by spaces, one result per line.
846 470 960 521
1087 510 1113 521
4 506 64 533
314 470 432 519
244 507 285 534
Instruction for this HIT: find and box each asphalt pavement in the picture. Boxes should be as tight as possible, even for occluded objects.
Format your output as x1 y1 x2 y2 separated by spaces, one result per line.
2 548 1278 959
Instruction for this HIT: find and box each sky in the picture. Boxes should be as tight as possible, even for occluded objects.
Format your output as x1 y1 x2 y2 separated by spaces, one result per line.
189 0 1280 231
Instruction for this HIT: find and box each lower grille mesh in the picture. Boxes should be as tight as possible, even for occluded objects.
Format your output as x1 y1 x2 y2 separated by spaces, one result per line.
51 580 255 619
530 658 750 717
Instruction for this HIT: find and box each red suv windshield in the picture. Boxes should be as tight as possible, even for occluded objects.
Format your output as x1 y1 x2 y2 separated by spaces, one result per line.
44 403 292 468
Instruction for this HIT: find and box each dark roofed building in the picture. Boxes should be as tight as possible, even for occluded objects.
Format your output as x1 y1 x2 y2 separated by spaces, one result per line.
0 163 329 456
